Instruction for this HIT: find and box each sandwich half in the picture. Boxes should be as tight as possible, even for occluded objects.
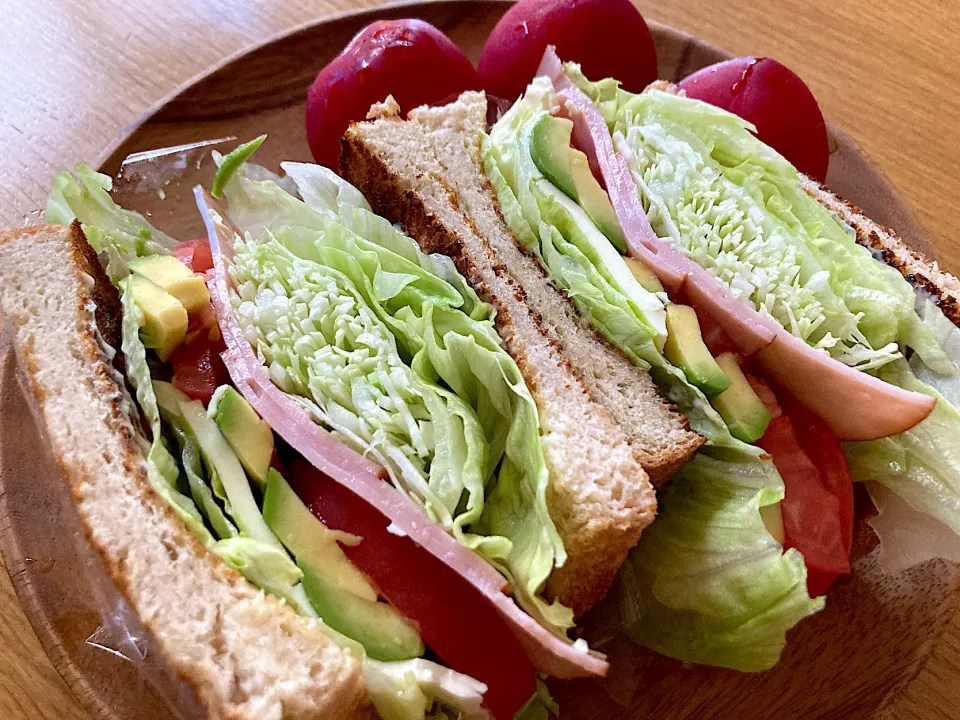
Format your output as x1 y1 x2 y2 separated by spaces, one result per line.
339 53 960 674
24 151 653 720
0 223 365 720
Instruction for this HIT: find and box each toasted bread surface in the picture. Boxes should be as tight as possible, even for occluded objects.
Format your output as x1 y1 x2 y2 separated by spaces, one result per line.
800 176 960 326
0 224 365 720
342 104 660 615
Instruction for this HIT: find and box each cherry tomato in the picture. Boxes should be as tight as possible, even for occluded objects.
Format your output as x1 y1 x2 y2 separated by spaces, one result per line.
478 0 657 103
170 335 229 404
755 387 854 597
678 57 829 182
306 19 481 171
289 459 536 720
172 238 214 273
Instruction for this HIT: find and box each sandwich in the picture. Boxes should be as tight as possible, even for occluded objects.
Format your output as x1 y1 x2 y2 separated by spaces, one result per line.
337 48 960 674
5 46 960 720
3 145 653 719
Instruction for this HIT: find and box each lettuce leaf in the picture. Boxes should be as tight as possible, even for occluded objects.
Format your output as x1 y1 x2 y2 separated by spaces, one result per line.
119 282 212 542
218 150 569 630
591 77 946 373
47 164 176 281
620 449 823 671
173 425 238 540
363 658 489 720
844 359 960 535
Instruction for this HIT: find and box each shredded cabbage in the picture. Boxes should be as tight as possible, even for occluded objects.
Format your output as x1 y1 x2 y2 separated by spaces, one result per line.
585 73 947 374
217 150 570 631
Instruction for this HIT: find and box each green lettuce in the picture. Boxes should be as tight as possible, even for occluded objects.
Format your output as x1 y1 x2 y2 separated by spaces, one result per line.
119 283 212 541
484 78 759 451
514 679 559 720
620 449 823 671
217 148 569 630
47 163 176 281
845 359 960 535
173 425 238 540
362 659 488 720
590 74 947 373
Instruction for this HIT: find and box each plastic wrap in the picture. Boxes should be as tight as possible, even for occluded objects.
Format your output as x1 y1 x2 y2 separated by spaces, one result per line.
0 141 236 720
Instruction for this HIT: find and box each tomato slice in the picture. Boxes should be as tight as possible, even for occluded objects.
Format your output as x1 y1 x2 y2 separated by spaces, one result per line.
289 459 536 720
170 335 229 404
171 239 214 273
754 387 854 597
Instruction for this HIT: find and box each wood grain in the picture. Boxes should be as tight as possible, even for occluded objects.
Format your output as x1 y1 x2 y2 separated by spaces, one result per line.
0 1 958 719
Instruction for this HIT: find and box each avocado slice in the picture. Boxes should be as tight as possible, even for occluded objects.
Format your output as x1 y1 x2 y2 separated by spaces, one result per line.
712 352 773 443
121 273 187 361
129 254 210 313
300 560 424 662
262 469 377 602
209 386 274 488
663 304 731 397
623 256 665 293
530 113 627 252
177 394 286 550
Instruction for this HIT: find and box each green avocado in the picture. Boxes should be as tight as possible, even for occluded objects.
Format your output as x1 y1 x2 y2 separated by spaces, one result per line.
128 254 210 313
209 385 274 488
262 469 377 602
300 560 425 662
711 352 773 443
121 273 187 361
663 304 731 397
530 113 627 252
623 256 665 293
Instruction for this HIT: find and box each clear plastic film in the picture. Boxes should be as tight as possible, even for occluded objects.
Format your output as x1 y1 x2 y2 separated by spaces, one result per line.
0 319 206 720
0 140 239 720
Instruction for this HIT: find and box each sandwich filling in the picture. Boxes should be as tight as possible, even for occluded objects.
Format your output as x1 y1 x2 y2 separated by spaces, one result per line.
563 65 960 564
484 79 824 672
215 152 570 632
46 157 586 719
480 57 960 673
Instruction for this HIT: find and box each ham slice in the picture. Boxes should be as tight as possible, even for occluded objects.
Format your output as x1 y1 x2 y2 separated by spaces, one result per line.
536 48 935 440
194 187 608 679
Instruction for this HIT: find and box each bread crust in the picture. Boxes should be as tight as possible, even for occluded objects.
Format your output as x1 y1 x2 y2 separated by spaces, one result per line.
799 176 960 328
0 224 365 720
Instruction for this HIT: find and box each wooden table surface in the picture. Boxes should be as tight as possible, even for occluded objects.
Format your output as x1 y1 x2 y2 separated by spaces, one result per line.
0 0 958 718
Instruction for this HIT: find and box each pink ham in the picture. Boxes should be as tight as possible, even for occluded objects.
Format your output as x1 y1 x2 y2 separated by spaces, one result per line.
537 48 935 440
194 186 609 679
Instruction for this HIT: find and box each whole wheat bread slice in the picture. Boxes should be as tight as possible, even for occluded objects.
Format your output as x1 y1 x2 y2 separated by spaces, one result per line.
0 224 365 720
342 97 665 616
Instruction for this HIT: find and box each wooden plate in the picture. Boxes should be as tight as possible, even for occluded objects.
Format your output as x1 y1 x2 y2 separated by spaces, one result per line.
0 1 955 719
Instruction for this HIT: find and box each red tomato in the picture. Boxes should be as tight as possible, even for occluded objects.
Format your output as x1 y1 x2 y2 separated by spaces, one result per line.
306 19 481 171
678 57 829 182
185 301 221 346
170 335 229 404
289 459 536 719
755 389 854 597
478 0 657 102
172 238 214 273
